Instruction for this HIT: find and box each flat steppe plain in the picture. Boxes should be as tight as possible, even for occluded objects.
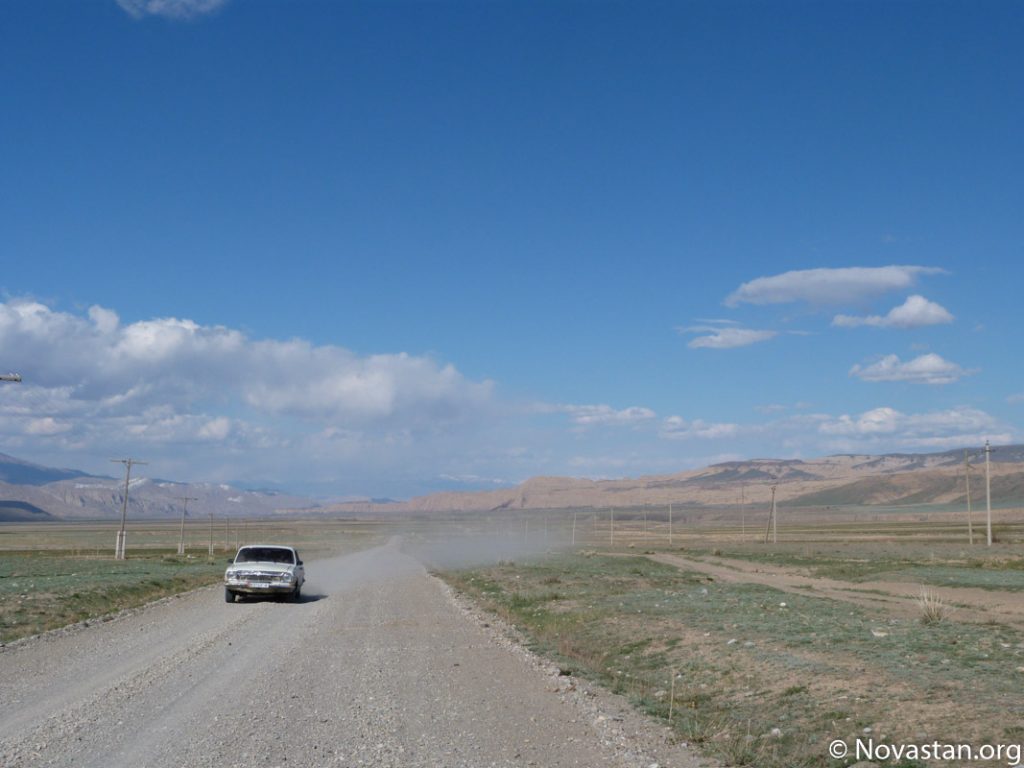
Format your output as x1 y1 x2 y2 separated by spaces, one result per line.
0 540 700 768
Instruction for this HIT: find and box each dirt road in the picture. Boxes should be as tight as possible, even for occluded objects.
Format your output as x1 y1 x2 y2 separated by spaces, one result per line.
0 541 699 768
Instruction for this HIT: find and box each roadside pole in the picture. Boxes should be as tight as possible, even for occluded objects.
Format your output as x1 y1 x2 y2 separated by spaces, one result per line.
176 496 198 555
111 458 147 560
964 449 974 545
985 440 993 547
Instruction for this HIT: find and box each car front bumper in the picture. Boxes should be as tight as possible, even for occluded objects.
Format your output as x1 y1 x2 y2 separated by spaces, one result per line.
225 579 297 595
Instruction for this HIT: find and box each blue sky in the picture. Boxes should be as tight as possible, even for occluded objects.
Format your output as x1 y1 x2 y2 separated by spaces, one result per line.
1 0 1022 498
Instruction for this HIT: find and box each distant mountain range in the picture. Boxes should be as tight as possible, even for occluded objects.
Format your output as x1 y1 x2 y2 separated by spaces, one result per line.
322 445 1024 514
0 453 93 486
3 446 1024 522
0 452 319 522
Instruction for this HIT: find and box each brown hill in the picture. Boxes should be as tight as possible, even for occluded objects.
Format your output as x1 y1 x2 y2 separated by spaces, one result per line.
321 447 1024 514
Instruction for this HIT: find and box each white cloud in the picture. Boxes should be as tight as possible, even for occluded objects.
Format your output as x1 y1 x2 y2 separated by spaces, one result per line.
197 416 233 441
725 266 946 307
0 299 492 426
660 415 739 440
116 0 228 19
558 404 656 427
25 417 72 436
832 295 954 329
818 406 1004 449
849 353 971 385
679 323 777 349
0 296 495 492
1008 393 1024 404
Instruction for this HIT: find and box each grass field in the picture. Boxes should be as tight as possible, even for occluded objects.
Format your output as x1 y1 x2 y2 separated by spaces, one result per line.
440 537 1024 768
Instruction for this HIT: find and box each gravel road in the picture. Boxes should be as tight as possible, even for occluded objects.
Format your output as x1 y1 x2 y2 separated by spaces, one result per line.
0 540 704 768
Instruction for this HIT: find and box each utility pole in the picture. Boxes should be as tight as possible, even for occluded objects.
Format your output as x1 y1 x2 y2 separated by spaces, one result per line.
963 450 975 545
740 484 746 540
571 509 577 547
208 509 215 557
772 485 778 544
985 440 993 547
176 496 198 555
668 502 673 547
111 458 147 560
610 509 615 547
764 485 777 544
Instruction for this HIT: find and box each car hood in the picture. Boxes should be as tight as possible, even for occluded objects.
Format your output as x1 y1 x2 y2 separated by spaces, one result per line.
226 562 297 575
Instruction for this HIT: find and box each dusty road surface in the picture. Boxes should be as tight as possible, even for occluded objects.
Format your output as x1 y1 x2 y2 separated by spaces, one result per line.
0 541 700 768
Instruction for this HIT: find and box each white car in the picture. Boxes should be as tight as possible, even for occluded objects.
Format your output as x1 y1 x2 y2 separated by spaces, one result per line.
225 544 305 603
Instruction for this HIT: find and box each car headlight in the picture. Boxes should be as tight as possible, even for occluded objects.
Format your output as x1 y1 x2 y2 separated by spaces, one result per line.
277 573 295 583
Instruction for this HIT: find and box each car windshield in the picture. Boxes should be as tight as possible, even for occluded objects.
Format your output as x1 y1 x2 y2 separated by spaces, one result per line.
235 547 295 565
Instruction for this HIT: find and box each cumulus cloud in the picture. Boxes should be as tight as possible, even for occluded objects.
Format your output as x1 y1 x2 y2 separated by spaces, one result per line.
849 353 972 385
832 295 954 329
660 415 739 440
116 0 228 19
725 266 946 307
818 406 1007 449
679 322 777 349
0 298 493 461
558 404 656 427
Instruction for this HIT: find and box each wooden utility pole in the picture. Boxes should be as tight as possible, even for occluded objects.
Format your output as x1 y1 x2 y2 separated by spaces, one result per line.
668 502 673 546
111 458 147 560
176 496 198 555
741 484 746 540
571 510 577 546
208 509 215 556
610 509 615 546
985 440 993 547
763 485 777 544
963 450 975 545
772 486 778 544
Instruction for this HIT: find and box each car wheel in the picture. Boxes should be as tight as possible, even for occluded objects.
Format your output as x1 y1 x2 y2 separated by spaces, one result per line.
224 587 235 603
292 585 301 603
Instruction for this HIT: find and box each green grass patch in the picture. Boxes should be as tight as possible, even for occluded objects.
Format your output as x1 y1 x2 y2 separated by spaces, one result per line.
0 550 224 642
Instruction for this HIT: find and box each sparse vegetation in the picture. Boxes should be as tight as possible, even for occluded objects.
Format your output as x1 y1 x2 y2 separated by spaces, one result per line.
0 550 225 642
442 549 1024 768
918 587 948 625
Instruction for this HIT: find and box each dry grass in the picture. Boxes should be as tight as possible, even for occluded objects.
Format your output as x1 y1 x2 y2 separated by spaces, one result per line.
442 550 1024 768
917 586 948 624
